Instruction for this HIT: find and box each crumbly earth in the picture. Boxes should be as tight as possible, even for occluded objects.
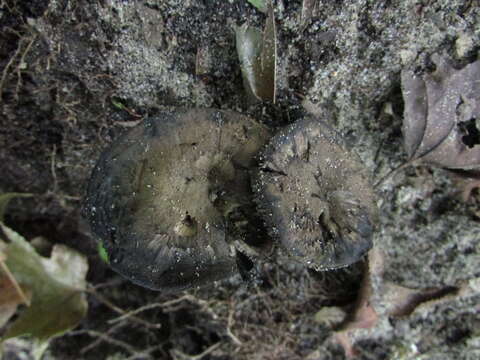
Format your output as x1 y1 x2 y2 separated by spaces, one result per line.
0 1 479 360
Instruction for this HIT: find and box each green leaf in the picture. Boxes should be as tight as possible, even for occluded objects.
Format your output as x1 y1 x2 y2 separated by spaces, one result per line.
1 223 88 343
111 98 127 110
97 241 110 264
0 193 33 222
235 5 276 102
246 0 268 13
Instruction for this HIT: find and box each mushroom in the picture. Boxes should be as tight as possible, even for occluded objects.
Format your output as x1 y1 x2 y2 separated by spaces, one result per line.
83 108 271 291
253 118 378 270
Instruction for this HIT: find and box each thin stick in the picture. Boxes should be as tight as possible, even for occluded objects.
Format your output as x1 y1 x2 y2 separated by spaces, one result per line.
227 306 242 346
107 295 191 325
374 158 420 189
77 330 140 355
86 286 162 329
0 38 24 99
50 144 58 193
80 321 127 355
171 342 221 360
15 35 37 100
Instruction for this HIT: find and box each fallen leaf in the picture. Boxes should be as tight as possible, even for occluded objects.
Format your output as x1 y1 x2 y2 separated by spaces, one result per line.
333 251 379 358
447 169 480 202
384 282 459 317
246 0 267 13
0 193 34 328
0 260 31 328
334 331 358 358
235 5 276 102
332 249 477 358
0 223 88 343
97 241 110 264
401 54 480 170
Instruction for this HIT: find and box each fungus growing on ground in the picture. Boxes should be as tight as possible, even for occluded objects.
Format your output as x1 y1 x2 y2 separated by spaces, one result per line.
253 118 378 270
83 109 271 291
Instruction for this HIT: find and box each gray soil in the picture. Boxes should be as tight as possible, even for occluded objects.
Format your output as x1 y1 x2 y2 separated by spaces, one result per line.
0 1 479 360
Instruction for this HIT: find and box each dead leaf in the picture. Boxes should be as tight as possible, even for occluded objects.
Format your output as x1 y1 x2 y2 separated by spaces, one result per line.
334 331 358 358
401 54 480 170
384 282 459 317
0 192 34 328
447 169 480 202
332 249 476 358
0 223 88 343
0 261 31 328
333 251 379 358
235 5 276 102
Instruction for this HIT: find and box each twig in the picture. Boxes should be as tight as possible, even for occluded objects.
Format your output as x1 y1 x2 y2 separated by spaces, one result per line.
50 144 58 193
125 344 167 360
15 35 37 100
86 286 162 329
107 295 192 325
90 278 127 290
227 305 242 346
0 38 24 100
80 321 127 355
171 342 221 360
74 330 142 356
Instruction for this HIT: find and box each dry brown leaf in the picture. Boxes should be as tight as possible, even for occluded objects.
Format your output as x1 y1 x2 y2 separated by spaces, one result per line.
333 249 476 358
0 259 31 328
333 250 379 358
235 5 277 102
384 282 459 317
401 54 480 170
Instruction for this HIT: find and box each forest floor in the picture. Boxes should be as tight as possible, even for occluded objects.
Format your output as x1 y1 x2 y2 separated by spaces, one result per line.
0 1 479 359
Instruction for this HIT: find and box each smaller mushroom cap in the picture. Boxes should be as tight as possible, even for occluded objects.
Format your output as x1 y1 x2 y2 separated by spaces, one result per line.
254 118 378 270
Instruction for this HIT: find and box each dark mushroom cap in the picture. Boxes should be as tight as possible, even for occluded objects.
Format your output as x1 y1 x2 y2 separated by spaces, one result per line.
253 118 378 270
84 108 270 291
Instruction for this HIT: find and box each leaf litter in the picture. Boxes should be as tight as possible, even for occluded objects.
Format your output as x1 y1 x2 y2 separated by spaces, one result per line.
401 54 480 170
332 249 479 358
0 193 88 353
0 253 31 329
377 54 480 190
235 4 277 103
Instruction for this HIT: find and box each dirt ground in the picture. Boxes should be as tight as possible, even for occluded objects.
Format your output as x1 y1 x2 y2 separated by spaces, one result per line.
1 0 479 359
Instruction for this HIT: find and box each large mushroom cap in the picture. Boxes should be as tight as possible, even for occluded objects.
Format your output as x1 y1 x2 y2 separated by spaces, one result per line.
84 108 270 291
254 118 378 270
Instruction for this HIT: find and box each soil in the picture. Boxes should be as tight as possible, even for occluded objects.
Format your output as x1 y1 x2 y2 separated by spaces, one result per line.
0 1 479 360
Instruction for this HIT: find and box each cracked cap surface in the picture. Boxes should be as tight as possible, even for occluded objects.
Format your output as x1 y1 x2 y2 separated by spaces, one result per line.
254 118 378 270
84 108 270 291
